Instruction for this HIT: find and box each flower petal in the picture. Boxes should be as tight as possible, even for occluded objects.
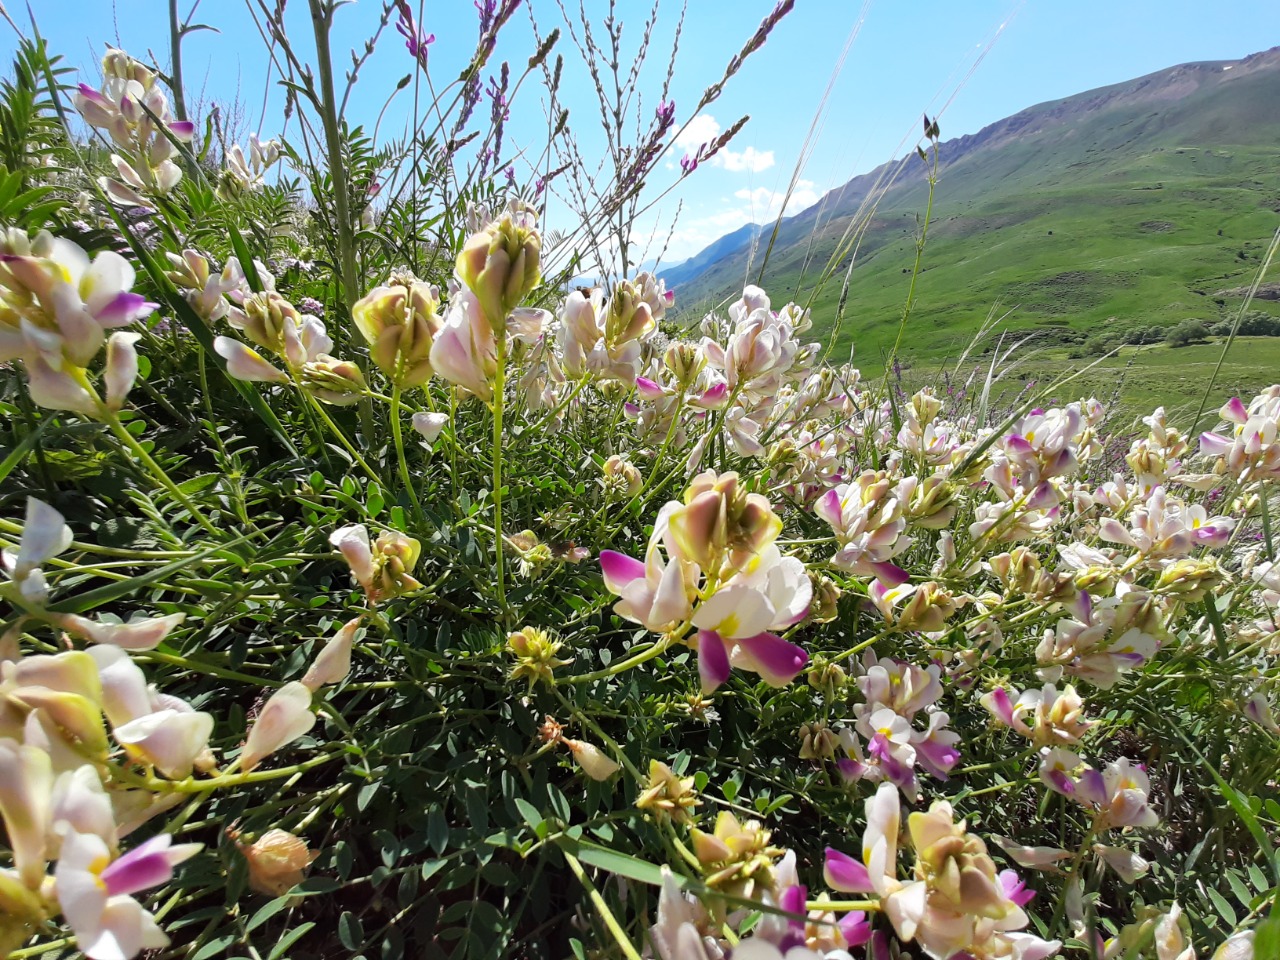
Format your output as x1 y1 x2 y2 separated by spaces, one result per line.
697 630 731 694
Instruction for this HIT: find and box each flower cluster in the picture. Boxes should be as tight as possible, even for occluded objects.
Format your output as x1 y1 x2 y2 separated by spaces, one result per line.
73 48 196 207
217 133 283 199
600 470 811 693
0 229 154 416
835 653 961 796
0 499 353 957
824 783 1060 960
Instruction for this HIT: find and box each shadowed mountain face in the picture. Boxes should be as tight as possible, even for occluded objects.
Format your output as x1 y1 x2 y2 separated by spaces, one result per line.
662 47 1280 370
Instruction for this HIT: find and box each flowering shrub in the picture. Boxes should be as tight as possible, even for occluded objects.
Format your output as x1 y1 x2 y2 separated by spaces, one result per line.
0 5 1277 960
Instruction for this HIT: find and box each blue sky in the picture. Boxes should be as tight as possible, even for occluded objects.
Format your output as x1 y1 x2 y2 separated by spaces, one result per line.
4 1 1277 267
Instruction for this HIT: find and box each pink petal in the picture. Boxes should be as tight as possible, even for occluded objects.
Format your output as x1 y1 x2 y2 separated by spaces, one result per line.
735 632 808 687
915 738 960 779
839 911 872 947
697 630 731 694
999 869 1036 907
599 550 645 595
814 487 844 528
824 847 874 893
868 561 910 587
634 376 665 400
168 121 196 141
1075 767 1107 806
100 835 176 896
1221 396 1248 423
984 687 1017 727
1199 431 1232 456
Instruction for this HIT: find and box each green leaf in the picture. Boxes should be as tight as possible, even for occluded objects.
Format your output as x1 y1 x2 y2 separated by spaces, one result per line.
46 534 255 614
267 922 316 959
514 798 542 830
339 912 364 951
246 896 292 932
192 936 238 960
566 839 667 887
0 417 50 487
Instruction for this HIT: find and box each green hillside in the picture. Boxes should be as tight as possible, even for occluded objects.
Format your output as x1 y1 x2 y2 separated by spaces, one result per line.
668 49 1280 405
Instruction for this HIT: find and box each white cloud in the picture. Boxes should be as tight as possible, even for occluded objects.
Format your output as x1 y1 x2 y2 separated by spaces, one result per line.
671 113 775 174
721 146 775 173
733 180 820 217
650 179 823 264
674 114 720 151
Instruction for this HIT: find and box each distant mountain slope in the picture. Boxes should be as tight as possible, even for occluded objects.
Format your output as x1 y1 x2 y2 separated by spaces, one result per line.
663 47 1280 370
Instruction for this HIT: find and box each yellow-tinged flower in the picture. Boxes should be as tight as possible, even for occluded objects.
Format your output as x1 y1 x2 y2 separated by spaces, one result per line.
301 354 366 405
563 738 620 781
455 206 541 328
635 760 699 825
351 279 441 387
689 811 783 901
908 801 1010 921
505 627 571 689
668 470 782 575
236 828 318 896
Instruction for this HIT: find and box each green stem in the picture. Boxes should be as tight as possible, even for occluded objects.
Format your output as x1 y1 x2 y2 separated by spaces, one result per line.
303 389 383 486
560 848 644 960
1262 486 1276 562
105 415 221 539
390 382 424 518
882 144 939 392
566 635 675 685
492 335 509 620
307 0 360 310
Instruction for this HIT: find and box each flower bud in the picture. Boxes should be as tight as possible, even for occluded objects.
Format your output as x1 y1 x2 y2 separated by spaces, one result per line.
301 355 366 405
635 759 699 825
689 812 782 902
807 655 847 698
668 470 782 574
563 738 620 781
798 721 838 760
663 341 702 386
302 618 361 691
806 573 841 625
506 626 571 689
352 280 441 387
455 207 542 327
114 708 215 779
240 682 316 772
1155 558 1221 599
102 332 143 413
896 581 957 633
602 455 642 497
237 829 317 896
371 529 423 599
910 388 944 426
604 279 655 356
412 411 449 443
232 291 300 353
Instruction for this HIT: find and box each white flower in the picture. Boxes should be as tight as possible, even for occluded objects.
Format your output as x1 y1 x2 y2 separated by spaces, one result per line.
2 497 73 604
